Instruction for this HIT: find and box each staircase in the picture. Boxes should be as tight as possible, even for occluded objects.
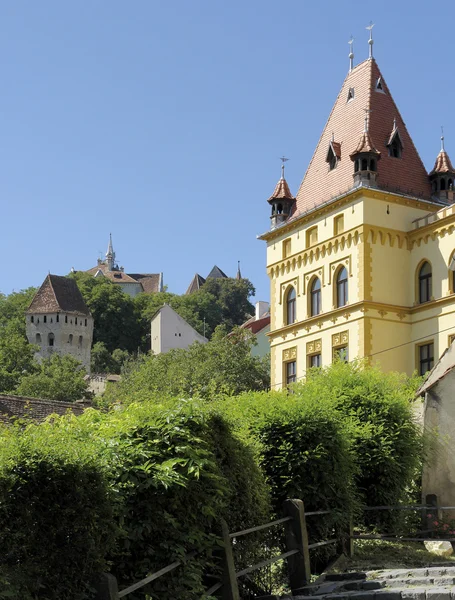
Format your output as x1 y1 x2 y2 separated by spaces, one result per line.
288 566 455 600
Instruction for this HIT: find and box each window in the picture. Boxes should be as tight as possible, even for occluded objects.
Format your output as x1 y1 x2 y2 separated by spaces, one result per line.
310 278 321 316
78 335 83 348
283 238 292 259
43 316 47 324
286 361 296 385
306 226 318 248
48 333 54 347
336 267 348 307
418 261 432 303
334 214 344 235
56 314 59 323
327 148 337 170
68 334 73 346
65 315 68 324
376 77 384 92
333 346 349 363
85 319 87 326
388 134 403 158
31 316 34 324
75 318 77 325
347 87 354 102
35 333 41 344
308 354 321 368
286 287 296 325
418 343 434 375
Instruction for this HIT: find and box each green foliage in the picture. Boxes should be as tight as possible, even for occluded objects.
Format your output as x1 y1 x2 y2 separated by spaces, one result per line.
91 341 130 374
0 288 37 392
16 354 88 401
0 400 271 599
291 362 423 514
69 272 141 354
0 418 117 599
105 326 270 403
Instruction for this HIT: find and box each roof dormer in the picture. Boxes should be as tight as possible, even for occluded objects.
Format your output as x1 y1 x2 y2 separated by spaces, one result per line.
387 120 404 158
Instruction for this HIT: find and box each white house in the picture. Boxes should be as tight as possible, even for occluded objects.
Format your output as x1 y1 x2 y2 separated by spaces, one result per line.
151 304 207 354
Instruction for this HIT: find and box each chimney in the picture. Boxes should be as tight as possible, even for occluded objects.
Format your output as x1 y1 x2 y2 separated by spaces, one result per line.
255 301 269 320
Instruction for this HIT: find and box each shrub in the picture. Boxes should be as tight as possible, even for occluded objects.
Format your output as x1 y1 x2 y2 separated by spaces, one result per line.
0 419 116 599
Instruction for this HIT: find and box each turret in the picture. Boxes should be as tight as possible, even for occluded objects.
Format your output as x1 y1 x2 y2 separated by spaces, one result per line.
429 134 455 203
350 111 380 188
267 159 295 229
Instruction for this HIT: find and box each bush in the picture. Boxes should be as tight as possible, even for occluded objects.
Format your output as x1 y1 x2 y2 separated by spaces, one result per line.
0 419 116 599
0 400 272 599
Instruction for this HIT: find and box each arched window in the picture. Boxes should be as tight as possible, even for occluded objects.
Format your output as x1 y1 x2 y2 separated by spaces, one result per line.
31 316 34 324
418 261 432 303
370 159 376 172
286 287 296 325
337 267 348 308
361 158 368 171
441 179 446 191
78 335 83 348
449 252 455 293
48 333 54 347
310 278 321 316
68 334 73 346
65 315 68 323
35 333 41 344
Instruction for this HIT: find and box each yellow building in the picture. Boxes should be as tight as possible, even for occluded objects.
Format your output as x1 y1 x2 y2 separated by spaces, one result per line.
260 45 455 389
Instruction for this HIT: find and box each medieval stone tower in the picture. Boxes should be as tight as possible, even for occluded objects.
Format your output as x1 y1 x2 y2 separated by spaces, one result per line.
26 274 93 372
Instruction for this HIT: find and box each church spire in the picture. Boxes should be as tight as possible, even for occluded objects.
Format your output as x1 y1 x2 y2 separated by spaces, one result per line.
236 261 242 280
106 233 116 271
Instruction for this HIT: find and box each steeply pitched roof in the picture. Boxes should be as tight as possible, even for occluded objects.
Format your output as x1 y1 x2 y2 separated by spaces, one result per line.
128 273 163 293
207 265 228 279
430 150 455 175
295 58 432 215
268 177 295 202
351 130 380 156
27 275 91 316
186 273 206 295
86 263 139 284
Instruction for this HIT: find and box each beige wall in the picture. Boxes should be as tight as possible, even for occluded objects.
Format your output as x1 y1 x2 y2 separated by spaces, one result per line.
151 304 207 354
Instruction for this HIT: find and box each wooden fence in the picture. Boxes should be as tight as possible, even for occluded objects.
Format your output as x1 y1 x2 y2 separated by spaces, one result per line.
95 494 454 600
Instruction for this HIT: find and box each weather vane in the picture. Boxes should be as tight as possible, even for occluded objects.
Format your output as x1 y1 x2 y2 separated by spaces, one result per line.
441 125 445 151
348 35 354 71
279 156 289 178
366 22 375 58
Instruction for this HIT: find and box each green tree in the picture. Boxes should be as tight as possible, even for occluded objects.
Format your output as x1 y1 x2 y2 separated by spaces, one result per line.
105 326 270 402
16 354 88 402
91 341 130 374
69 272 141 353
0 288 37 392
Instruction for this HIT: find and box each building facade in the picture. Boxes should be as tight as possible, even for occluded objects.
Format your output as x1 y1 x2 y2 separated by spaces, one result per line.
261 45 455 389
151 304 208 354
26 274 94 372
86 235 163 297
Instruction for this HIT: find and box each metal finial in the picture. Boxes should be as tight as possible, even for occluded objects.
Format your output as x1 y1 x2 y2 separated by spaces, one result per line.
348 35 354 72
393 117 397 130
280 156 289 179
441 126 445 151
331 132 335 142
366 22 375 59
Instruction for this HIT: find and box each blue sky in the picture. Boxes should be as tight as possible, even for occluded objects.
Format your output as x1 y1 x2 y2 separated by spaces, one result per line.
0 1 452 302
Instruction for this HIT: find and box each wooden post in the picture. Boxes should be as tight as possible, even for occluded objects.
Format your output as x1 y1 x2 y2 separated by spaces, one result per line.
425 494 438 538
220 518 240 600
283 499 311 591
336 516 354 558
347 517 354 558
93 573 119 600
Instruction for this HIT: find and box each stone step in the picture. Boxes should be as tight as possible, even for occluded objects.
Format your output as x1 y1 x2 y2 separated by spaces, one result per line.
293 587 455 600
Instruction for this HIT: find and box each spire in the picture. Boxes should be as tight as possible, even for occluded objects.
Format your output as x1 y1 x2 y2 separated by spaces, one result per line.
441 126 445 152
366 22 374 59
268 158 295 229
348 35 354 72
106 233 116 271
236 261 242 280
280 156 289 179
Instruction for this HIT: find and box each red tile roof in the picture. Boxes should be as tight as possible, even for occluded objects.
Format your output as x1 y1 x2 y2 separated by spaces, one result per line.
128 273 162 293
295 59 432 214
430 150 455 175
86 264 162 292
351 130 380 156
241 314 270 334
268 177 295 202
27 275 91 317
86 264 139 284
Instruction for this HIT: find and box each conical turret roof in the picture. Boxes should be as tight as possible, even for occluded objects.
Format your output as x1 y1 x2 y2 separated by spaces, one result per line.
295 58 432 215
267 177 295 203
430 150 455 176
350 130 380 157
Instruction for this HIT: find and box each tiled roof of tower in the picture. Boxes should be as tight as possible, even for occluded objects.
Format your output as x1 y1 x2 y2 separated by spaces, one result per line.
268 177 295 202
351 130 380 156
295 58 432 214
430 150 455 175
186 273 206 295
207 265 228 279
27 275 91 317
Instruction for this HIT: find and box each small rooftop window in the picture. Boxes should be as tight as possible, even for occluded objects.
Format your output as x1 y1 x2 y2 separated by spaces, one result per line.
347 87 354 102
326 142 340 171
375 77 385 93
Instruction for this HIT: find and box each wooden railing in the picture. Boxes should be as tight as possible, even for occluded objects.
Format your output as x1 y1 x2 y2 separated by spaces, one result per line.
95 494 454 599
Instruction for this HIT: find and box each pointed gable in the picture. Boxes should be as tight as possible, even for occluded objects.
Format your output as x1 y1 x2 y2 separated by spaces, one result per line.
207 266 228 279
268 177 295 202
185 273 206 295
295 59 432 215
27 275 91 316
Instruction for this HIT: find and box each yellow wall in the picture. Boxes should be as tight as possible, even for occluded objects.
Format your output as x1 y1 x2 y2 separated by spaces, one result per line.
264 187 455 388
